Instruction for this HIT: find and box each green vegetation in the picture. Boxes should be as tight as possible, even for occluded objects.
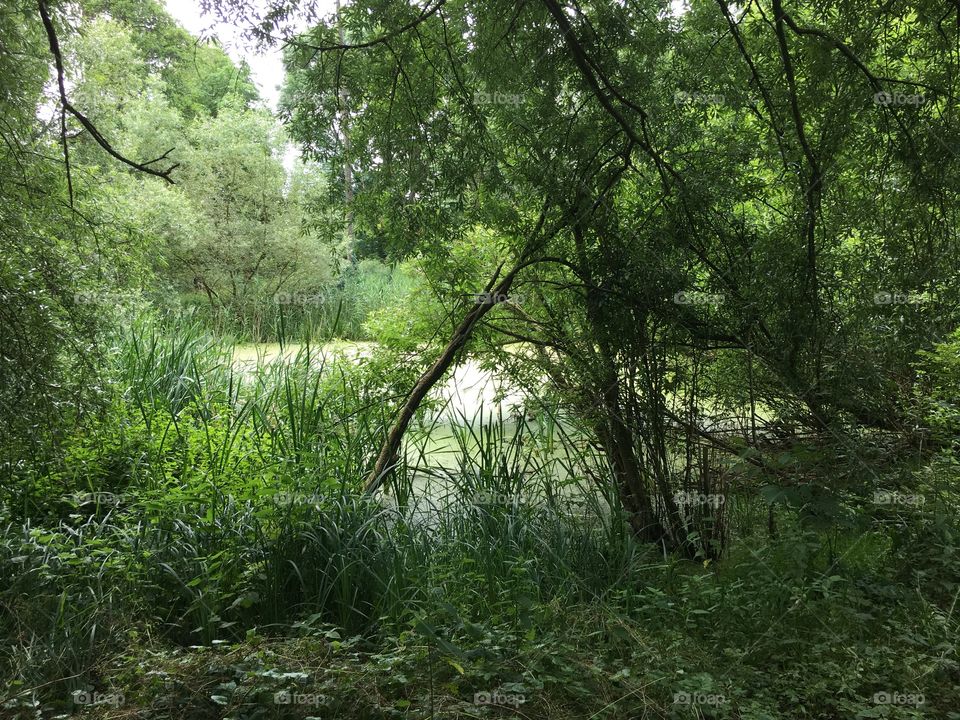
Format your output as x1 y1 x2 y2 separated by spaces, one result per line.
2 0 959 718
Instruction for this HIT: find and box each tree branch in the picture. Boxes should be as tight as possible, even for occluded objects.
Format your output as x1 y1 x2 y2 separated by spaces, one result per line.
298 0 446 59
540 0 678 186
38 0 179 185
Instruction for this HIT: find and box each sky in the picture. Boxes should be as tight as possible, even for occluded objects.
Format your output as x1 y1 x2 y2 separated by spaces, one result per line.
162 0 337 111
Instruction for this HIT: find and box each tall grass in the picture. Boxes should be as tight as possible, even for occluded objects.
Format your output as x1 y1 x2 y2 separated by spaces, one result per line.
6 319 953 718
0 317 656 694
180 259 419 343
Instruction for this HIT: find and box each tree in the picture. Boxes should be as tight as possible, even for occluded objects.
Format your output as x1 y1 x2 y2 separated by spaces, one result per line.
274 0 960 555
82 0 259 118
173 103 333 335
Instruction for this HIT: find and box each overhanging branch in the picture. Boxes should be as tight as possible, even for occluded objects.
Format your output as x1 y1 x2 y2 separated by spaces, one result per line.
297 0 446 61
38 0 179 186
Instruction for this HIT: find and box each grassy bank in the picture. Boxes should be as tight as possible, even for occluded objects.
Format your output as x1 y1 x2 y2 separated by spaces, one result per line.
1 321 958 719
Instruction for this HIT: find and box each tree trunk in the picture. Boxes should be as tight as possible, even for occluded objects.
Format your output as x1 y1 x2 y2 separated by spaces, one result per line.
363 266 520 493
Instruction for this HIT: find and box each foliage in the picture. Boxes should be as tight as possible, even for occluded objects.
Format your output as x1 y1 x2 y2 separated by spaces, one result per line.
3 0 960 718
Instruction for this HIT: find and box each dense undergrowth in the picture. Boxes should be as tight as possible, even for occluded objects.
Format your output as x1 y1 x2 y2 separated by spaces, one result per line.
2 320 959 719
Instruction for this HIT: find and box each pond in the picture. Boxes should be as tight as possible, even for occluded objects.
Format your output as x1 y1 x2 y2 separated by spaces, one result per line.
232 341 527 422
231 342 600 509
